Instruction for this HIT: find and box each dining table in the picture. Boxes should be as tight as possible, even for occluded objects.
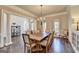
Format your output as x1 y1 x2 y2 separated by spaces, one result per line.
29 32 50 41
26 31 50 52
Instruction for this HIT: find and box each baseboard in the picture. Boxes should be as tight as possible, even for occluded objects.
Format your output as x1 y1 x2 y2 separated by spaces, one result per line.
4 41 13 46
0 44 4 48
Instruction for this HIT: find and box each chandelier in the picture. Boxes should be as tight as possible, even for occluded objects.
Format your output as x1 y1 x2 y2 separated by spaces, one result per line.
40 5 43 20
40 5 45 25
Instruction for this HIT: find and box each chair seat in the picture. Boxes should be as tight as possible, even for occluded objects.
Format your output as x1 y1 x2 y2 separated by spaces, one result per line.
26 43 36 48
40 40 47 46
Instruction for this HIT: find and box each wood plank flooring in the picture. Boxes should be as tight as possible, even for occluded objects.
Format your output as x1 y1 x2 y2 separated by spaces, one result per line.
49 38 74 53
0 35 74 53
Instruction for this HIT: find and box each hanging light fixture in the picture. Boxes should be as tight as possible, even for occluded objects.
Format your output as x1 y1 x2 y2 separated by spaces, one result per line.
39 5 46 32
40 5 43 25
40 5 46 24
41 5 43 20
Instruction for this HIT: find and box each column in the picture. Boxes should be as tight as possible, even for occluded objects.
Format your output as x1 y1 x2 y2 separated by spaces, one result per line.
67 6 73 42
4 14 12 46
0 9 4 47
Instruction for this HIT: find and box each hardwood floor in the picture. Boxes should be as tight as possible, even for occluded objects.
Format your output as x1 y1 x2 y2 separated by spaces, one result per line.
0 35 74 53
49 38 74 53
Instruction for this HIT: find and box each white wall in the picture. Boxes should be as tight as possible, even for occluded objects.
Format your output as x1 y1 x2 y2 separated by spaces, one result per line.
10 15 29 34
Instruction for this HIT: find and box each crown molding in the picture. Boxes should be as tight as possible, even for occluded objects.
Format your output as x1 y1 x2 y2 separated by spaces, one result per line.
0 5 36 17
44 11 67 17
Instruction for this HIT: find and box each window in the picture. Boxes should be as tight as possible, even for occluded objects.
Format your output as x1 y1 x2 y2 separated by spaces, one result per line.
43 21 46 32
24 19 29 32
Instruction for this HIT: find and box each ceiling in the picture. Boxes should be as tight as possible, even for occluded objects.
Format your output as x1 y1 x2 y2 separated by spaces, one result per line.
16 5 67 17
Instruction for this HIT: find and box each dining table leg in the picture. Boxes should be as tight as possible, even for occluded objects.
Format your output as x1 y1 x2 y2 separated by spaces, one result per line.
35 41 42 53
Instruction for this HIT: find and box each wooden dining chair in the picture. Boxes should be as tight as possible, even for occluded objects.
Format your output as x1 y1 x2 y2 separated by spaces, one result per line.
22 34 36 53
40 32 54 53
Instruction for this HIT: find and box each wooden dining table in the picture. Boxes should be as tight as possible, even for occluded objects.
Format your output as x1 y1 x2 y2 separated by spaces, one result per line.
26 31 50 52
29 32 50 41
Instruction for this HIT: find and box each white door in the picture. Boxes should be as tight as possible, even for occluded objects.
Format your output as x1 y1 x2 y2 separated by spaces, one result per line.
54 22 60 37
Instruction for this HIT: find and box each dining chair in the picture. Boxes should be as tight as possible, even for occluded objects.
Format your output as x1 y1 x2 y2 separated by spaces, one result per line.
40 32 54 53
22 34 36 53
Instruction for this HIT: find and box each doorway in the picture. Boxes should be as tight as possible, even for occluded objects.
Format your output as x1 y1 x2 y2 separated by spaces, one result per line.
54 22 60 37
